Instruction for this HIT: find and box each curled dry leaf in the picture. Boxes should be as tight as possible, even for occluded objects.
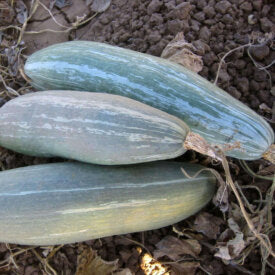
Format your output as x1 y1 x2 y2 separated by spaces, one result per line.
215 218 245 261
90 0 112 13
212 179 229 213
154 235 201 261
193 212 224 239
76 245 118 275
161 32 203 73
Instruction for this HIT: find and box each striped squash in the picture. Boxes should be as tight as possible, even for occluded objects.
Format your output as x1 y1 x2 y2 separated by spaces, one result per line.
0 91 189 165
24 41 274 160
0 161 215 245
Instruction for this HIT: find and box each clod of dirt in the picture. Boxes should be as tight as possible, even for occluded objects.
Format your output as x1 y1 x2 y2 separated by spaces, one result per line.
260 17 273 32
215 0 231 14
249 45 270 61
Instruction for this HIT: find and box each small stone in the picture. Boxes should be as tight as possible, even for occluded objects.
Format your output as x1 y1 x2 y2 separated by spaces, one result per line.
258 90 269 103
234 59 246 70
147 31 162 44
193 11 205 22
181 19 190 33
203 51 217 66
191 19 200 32
250 80 260 92
192 39 210 55
237 77 249 93
215 0 231 14
197 0 207 10
199 26 211 42
147 0 163 15
203 6 215 18
261 5 271 17
249 95 260 109
260 17 273 32
218 70 231 83
221 14 233 24
99 16 111 25
248 14 257 25
240 2 252 12
167 19 183 34
176 2 192 20
119 33 131 43
227 86 241 99
254 70 267 82
150 13 164 26
204 19 217 25
253 1 262 11
249 45 270 61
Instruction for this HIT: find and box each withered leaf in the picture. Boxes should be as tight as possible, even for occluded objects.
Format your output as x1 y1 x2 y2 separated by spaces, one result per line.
90 0 112 13
76 245 118 275
154 235 201 261
193 212 224 239
215 218 245 261
15 0 28 24
161 32 203 73
212 179 229 213
170 261 200 275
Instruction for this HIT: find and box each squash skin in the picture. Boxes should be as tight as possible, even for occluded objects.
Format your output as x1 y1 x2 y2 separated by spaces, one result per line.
24 41 274 160
0 161 215 245
0 91 189 165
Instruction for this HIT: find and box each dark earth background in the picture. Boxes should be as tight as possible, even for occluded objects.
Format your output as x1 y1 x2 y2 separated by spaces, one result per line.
0 0 274 274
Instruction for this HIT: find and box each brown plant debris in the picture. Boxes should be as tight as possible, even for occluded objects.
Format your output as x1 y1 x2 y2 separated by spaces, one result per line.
154 235 201 261
76 245 118 275
161 32 203 73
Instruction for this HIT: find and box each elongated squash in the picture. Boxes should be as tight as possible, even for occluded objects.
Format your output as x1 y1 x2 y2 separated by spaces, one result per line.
0 91 189 165
24 41 274 160
0 161 215 245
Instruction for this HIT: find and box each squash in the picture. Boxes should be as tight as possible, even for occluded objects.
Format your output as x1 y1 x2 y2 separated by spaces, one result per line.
24 41 274 160
0 91 189 165
0 161 215 245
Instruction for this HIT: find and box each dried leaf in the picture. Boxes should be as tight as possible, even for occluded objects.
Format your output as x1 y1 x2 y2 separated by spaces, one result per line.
214 246 231 261
91 0 112 13
140 253 168 275
213 179 229 213
15 0 28 24
76 246 118 275
154 236 201 261
215 218 245 261
193 212 224 239
161 32 203 73
170 261 200 275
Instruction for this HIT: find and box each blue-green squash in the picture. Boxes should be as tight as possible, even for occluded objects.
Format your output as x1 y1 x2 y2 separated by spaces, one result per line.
24 41 274 160
0 161 215 245
0 91 189 165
